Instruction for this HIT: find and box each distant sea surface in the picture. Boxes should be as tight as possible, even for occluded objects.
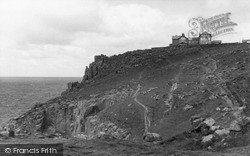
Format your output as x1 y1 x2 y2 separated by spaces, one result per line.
0 77 81 127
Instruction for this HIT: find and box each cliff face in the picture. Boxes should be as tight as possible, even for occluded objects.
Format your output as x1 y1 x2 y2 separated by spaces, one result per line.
7 87 134 140
83 54 109 82
3 43 250 150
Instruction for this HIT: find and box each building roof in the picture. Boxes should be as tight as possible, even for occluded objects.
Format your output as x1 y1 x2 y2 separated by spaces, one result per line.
172 35 181 39
172 33 188 40
199 31 212 37
179 33 189 41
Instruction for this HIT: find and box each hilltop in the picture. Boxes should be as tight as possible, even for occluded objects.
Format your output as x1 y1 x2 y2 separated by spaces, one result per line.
2 43 250 155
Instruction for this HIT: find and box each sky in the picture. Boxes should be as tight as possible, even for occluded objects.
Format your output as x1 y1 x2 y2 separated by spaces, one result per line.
0 0 249 77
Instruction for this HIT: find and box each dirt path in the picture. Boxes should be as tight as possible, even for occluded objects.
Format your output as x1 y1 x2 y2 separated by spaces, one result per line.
133 84 151 133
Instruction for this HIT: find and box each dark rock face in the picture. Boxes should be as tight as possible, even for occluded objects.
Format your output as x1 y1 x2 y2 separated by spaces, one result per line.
4 87 134 140
67 82 80 91
61 82 80 95
2 43 250 151
83 54 108 81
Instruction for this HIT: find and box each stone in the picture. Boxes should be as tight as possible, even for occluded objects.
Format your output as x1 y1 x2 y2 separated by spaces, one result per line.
207 146 212 150
34 133 45 139
183 105 193 110
204 118 215 127
113 126 118 130
229 120 241 131
190 115 204 128
143 133 154 142
210 125 220 131
222 107 230 112
124 133 131 140
107 123 115 127
97 131 106 138
77 133 88 139
216 107 221 111
143 133 162 142
0 131 8 136
202 134 214 143
215 129 230 136
46 126 56 135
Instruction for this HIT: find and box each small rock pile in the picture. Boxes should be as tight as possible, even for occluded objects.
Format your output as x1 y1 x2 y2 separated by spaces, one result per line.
83 115 130 140
190 116 228 144
190 111 250 148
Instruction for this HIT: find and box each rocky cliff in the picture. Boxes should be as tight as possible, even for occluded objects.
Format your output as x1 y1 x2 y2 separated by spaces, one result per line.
2 43 250 152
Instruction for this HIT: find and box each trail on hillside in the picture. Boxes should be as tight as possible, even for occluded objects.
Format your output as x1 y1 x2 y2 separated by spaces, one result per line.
133 84 151 133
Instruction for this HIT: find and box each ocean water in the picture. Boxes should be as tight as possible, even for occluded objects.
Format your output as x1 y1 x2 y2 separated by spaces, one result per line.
0 77 81 127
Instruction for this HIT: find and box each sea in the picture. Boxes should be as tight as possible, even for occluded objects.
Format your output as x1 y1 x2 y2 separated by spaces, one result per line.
0 77 82 128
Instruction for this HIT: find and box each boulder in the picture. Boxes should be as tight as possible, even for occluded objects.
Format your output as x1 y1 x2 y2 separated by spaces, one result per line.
210 125 220 131
190 115 204 128
183 104 193 110
229 120 241 131
204 118 215 127
143 133 162 142
215 129 230 136
202 134 214 143
0 131 8 136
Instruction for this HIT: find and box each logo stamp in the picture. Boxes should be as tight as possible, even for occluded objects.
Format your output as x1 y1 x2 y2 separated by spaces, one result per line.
4 148 11 153
188 12 237 39
1 144 63 156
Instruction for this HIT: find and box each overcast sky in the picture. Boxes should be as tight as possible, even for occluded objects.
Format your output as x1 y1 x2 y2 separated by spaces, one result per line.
0 0 249 77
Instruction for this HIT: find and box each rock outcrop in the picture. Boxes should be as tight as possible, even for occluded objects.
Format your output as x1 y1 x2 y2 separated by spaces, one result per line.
61 81 80 95
83 54 109 81
3 86 135 140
